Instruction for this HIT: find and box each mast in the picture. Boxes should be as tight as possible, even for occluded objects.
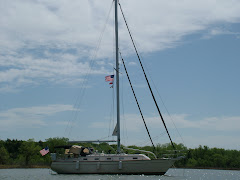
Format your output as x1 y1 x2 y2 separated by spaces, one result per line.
115 0 121 154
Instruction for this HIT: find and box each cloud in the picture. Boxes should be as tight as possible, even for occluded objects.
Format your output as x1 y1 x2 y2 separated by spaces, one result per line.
89 113 240 149
119 0 240 51
90 113 240 132
163 114 240 131
1 0 240 53
0 104 77 130
0 54 108 91
1 0 240 91
128 62 137 66
202 27 240 39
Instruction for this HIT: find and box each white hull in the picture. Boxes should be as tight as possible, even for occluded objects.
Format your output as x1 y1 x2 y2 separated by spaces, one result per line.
51 158 175 175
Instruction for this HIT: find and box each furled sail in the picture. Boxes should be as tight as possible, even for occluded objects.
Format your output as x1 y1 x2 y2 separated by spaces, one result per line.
112 124 118 136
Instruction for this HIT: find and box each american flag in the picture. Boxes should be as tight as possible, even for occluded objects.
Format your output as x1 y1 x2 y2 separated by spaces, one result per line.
105 75 114 82
40 147 49 156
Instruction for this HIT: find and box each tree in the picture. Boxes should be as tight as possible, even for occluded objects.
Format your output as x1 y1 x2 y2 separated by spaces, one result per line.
18 139 41 166
45 137 69 155
0 146 10 164
4 139 23 160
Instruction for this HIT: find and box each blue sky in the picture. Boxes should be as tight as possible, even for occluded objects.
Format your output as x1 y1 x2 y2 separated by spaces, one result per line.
0 0 240 150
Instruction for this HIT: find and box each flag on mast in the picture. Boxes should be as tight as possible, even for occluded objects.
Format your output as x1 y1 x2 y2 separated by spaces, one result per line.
105 75 114 82
105 75 114 86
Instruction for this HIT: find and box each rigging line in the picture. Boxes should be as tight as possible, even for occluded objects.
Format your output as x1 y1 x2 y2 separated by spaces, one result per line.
134 136 155 147
116 2 177 144
64 61 96 136
108 68 115 138
120 61 128 145
125 35 185 146
109 7 116 139
137 53 185 145
130 24 185 146
112 69 115 133
66 58 94 138
119 2 176 152
108 82 113 138
117 2 184 146
151 79 185 145
98 136 113 141
132 34 185 145
120 66 125 143
123 74 129 143
119 51 155 150
65 1 114 138
137 133 166 147
69 0 113 134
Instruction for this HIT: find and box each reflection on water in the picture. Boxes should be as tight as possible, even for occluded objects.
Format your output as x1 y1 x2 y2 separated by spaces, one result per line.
0 168 240 180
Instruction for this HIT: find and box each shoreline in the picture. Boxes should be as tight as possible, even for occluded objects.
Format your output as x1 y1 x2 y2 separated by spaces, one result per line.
0 165 50 169
177 167 240 171
1 165 239 171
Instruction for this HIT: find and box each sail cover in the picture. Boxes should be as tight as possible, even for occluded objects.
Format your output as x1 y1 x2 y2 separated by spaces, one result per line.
69 145 82 154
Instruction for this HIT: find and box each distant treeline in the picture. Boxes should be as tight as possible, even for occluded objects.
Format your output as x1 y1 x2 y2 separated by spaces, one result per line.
0 137 240 169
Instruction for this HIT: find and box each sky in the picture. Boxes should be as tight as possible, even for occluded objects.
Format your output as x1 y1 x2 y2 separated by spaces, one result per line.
0 0 240 150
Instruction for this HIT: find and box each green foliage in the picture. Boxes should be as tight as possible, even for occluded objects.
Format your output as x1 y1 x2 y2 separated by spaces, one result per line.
18 139 41 166
175 145 240 169
0 146 10 164
45 137 69 155
4 139 23 160
1 138 240 169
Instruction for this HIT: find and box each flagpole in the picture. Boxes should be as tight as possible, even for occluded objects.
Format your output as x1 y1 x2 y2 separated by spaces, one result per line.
115 0 120 154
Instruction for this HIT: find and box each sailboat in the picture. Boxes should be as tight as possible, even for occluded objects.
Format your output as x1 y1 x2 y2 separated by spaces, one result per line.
50 0 183 175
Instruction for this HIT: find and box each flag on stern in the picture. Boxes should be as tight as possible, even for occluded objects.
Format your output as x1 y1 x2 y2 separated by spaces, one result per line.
40 146 49 156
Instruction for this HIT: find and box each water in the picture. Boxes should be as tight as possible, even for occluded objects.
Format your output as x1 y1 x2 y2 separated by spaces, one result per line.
0 168 239 180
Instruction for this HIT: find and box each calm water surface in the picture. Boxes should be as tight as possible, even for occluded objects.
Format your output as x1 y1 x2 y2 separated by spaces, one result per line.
0 168 239 180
